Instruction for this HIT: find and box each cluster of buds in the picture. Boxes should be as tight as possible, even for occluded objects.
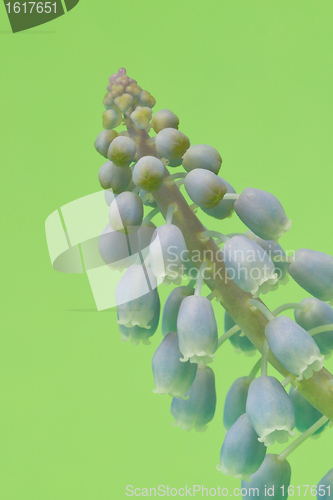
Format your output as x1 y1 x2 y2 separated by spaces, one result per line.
92 69 333 496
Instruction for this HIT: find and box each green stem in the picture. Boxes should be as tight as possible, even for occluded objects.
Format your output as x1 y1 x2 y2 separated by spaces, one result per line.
277 415 330 462
308 324 333 336
271 255 294 263
143 207 159 225
248 299 275 322
165 203 175 225
223 193 240 200
124 111 333 421
281 374 293 388
247 358 262 383
199 230 229 244
273 303 305 316
217 324 241 348
194 261 208 297
261 340 269 377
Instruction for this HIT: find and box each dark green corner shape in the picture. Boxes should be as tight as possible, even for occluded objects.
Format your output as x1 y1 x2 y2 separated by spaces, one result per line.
3 0 79 33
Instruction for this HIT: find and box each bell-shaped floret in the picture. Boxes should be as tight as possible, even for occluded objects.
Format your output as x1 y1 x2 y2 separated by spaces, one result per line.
107 136 137 168
289 249 333 302
109 191 143 234
152 332 197 397
246 376 295 446
170 365 216 432
218 414 266 480
177 295 218 364
184 169 228 209
246 231 290 285
223 377 250 430
182 144 222 175
241 454 291 500
222 236 278 297
202 179 236 220
225 311 256 354
99 224 137 271
295 297 333 356
115 264 158 329
98 161 132 193
265 316 324 381
155 128 190 160
132 156 165 192
118 295 160 345
162 286 195 337
150 224 187 285
94 130 118 158
114 93 134 113
317 469 333 500
289 387 327 435
152 109 179 134
234 188 291 243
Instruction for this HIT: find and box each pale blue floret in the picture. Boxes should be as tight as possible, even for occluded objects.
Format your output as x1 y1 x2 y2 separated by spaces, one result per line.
223 377 250 430
98 223 137 271
115 264 158 329
289 386 327 435
265 316 324 381
225 311 256 354
182 144 222 175
162 286 195 337
317 469 333 500
246 376 296 446
132 156 165 192
155 128 190 160
177 295 218 364
246 230 290 286
98 161 132 193
289 249 333 302
109 191 144 233
202 178 236 220
295 297 333 356
184 168 227 209
118 295 160 345
217 413 266 480
150 224 188 285
241 454 291 500
152 332 197 397
170 365 216 432
222 236 278 297
234 188 291 243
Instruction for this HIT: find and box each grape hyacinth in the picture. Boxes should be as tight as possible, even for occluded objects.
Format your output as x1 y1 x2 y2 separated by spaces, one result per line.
55 67 333 493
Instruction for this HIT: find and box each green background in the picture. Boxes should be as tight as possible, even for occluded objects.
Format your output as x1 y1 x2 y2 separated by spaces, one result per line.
1 1 333 498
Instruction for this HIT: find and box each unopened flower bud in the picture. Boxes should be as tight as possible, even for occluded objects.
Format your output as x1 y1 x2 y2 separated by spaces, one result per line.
155 128 190 160
98 161 132 193
130 106 153 129
185 169 227 209
152 109 179 134
183 144 222 175
137 90 156 108
234 188 291 243
289 249 333 302
132 156 165 192
94 130 118 158
107 136 137 167
102 109 122 129
109 191 143 233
